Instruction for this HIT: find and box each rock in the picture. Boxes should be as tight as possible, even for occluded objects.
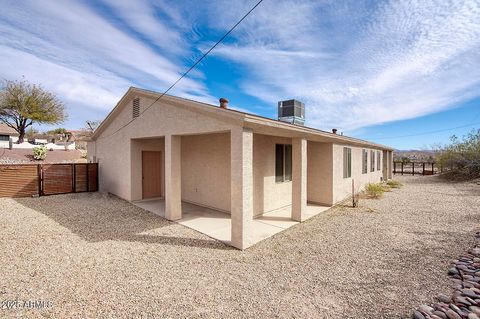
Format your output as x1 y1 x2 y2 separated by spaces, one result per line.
471 306 480 315
463 289 480 299
419 304 434 314
413 310 426 319
437 294 451 303
445 309 462 319
432 310 447 319
454 296 472 306
449 267 460 275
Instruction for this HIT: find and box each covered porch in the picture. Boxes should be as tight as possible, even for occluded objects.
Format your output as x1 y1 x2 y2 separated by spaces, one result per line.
133 198 329 246
130 128 332 249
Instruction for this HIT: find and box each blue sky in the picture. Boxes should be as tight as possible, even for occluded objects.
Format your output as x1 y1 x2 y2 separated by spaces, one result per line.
1 0 479 150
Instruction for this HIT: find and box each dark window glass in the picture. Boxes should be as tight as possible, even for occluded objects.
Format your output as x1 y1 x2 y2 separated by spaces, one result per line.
284 144 292 181
275 144 284 182
362 149 368 174
343 147 352 178
370 150 375 172
0 135 9 141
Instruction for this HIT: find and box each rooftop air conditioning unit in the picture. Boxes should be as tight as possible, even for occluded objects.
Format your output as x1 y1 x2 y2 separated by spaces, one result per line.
278 99 305 125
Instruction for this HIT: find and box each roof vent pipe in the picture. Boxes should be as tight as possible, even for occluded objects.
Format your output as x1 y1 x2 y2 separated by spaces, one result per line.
332 128 337 134
219 98 229 109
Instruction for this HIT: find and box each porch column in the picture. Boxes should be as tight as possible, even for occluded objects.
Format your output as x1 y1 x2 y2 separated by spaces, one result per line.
292 137 307 222
165 134 182 220
388 151 393 179
230 127 253 250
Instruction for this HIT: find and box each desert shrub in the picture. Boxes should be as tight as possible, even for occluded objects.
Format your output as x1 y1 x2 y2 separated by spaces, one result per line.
386 180 402 188
435 129 480 179
32 146 47 160
364 183 384 198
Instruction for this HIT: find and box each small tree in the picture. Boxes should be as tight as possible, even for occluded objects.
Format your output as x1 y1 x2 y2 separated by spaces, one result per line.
0 79 66 143
435 129 480 178
32 145 48 160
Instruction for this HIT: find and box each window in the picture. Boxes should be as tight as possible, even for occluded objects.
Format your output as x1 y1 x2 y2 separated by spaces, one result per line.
0 135 9 141
370 150 375 172
343 147 352 178
132 97 140 118
362 149 368 174
377 151 381 171
275 144 292 182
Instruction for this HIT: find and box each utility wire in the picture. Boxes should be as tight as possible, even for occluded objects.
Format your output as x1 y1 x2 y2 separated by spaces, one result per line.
372 120 480 140
97 0 265 141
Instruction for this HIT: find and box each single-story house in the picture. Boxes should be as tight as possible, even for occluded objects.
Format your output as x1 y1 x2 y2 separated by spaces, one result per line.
88 87 393 249
0 123 19 148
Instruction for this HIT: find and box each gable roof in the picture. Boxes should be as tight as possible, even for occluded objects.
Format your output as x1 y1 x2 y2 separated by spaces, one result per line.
92 87 393 151
0 123 19 136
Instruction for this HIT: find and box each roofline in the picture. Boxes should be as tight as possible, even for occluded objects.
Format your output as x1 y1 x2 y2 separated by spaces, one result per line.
91 87 394 151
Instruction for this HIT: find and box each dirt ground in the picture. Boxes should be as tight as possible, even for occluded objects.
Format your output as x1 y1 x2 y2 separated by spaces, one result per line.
0 148 85 163
0 175 479 318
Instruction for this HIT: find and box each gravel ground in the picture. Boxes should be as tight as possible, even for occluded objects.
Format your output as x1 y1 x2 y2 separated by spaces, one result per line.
0 175 479 318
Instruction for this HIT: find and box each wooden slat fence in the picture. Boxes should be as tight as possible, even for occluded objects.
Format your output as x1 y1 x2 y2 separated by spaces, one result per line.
0 163 98 198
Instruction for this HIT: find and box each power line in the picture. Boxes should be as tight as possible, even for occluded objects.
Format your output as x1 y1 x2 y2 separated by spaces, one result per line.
372 121 480 140
97 0 265 141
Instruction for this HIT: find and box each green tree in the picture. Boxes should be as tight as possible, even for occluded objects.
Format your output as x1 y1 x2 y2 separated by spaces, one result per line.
435 129 480 178
0 79 66 143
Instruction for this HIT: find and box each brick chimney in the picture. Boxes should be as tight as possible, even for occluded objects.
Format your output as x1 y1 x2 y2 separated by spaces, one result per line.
219 98 229 109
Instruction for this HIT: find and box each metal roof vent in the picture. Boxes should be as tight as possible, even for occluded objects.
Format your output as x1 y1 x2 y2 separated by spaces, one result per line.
132 97 140 118
278 99 305 125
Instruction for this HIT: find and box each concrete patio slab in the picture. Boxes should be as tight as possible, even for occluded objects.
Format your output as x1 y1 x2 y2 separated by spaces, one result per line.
132 199 330 248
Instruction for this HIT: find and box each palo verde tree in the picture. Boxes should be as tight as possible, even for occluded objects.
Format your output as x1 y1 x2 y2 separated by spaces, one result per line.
0 79 66 143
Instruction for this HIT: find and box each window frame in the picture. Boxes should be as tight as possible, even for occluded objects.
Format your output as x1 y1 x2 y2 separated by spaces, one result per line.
343 147 352 178
377 151 381 171
370 150 375 172
275 144 292 183
0 135 9 141
362 149 368 174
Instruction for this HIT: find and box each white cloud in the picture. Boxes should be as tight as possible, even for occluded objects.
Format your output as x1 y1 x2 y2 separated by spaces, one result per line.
1 0 479 133
206 0 480 131
0 0 214 128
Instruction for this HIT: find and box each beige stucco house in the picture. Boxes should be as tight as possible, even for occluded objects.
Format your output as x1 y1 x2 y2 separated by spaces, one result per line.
88 87 393 249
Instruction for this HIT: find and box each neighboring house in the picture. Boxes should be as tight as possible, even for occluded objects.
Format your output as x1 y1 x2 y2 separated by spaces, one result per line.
88 87 393 249
0 123 19 148
67 129 92 150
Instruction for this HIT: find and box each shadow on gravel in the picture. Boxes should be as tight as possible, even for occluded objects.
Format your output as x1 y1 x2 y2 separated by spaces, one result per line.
15 193 231 251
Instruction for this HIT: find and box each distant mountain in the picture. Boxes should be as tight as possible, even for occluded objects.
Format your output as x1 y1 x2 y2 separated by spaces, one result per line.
393 150 436 162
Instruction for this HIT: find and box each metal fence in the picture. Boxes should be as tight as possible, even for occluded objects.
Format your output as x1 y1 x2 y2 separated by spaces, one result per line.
0 163 98 198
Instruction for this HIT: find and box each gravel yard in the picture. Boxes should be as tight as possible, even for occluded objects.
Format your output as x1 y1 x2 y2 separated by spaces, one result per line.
1 175 479 318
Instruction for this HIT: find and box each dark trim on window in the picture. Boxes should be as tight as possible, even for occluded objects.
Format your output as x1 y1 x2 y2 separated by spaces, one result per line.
343 147 352 178
275 144 292 182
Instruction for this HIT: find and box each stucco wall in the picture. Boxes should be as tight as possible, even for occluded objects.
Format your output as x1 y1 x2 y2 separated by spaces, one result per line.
253 134 293 216
332 144 384 203
181 133 231 212
307 142 333 205
88 94 238 201
130 138 165 201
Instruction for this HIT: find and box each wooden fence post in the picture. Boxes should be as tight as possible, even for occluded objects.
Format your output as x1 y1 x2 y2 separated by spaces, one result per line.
432 162 434 174
412 162 415 176
401 162 404 175
422 162 425 175
37 164 42 196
